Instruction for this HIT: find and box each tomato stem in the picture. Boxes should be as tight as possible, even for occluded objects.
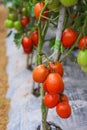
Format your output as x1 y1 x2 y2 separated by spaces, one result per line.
36 2 49 129
53 6 66 61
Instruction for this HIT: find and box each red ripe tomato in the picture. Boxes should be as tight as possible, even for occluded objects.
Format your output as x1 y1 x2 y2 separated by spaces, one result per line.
31 31 38 46
22 37 33 54
78 36 87 50
61 28 78 48
44 93 60 108
32 64 49 83
23 48 32 54
45 73 64 94
43 81 48 92
34 2 48 21
20 16 29 27
56 102 71 118
59 93 69 102
49 61 64 77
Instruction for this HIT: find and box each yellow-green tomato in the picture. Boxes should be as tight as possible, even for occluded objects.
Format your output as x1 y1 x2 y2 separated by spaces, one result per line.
14 21 22 31
47 0 60 12
8 13 18 21
81 66 87 73
22 8 27 15
4 19 14 28
59 0 78 7
77 49 87 67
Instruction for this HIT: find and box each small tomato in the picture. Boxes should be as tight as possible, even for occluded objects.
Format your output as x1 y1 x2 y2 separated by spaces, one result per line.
45 73 64 94
34 2 48 21
49 61 64 77
32 64 49 83
56 102 71 118
78 36 87 50
44 93 60 108
20 16 29 27
22 37 33 54
61 28 78 48
77 49 87 67
31 31 38 46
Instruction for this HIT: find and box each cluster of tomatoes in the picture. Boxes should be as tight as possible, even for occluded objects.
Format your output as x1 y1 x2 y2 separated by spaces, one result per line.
5 12 30 31
61 28 87 73
5 11 38 54
32 61 71 119
22 29 38 54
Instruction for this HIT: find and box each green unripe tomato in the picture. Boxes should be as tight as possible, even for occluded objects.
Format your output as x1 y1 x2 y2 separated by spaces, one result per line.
4 19 14 28
22 8 27 15
47 0 60 12
59 0 78 7
77 49 87 67
14 21 22 31
8 13 18 21
81 66 87 73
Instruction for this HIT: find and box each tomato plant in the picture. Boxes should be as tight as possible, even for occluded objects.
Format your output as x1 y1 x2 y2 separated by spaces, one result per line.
4 0 87 129
44 93 60 108
45 73 64 94
78 36 87 50
32 64 49 83
61 28 78 48
56 102 71 118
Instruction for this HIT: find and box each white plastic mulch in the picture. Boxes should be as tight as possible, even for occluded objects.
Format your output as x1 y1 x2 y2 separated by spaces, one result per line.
6 30 87 130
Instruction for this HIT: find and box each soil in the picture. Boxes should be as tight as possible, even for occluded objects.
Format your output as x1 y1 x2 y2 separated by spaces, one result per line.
0 4 9 130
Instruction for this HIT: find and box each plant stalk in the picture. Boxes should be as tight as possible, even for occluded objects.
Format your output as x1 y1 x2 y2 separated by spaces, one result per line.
37 3 49 129
53 6 66 61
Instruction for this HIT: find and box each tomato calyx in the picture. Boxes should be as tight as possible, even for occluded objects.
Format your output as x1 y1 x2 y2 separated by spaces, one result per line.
48 61 64 77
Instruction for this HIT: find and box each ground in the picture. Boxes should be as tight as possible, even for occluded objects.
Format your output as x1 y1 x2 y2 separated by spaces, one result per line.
0 5 9 130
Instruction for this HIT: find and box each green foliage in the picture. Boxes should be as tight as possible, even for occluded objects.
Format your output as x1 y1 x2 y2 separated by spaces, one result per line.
14 33 23 48
6 30 13 37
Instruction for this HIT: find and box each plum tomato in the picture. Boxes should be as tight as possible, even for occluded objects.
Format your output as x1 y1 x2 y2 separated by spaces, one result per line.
56 102 71 118
44 93 60 108
49 61 64 77
34 2 48 21
32 64 49 83
45 73 64 94
61 28 78 48
78 36 87 50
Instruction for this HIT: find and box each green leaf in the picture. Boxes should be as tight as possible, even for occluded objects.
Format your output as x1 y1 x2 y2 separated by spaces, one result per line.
3 0 9 5
54 40 61 50
6 30 12 37
49 37 55 49
14 33 23 48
